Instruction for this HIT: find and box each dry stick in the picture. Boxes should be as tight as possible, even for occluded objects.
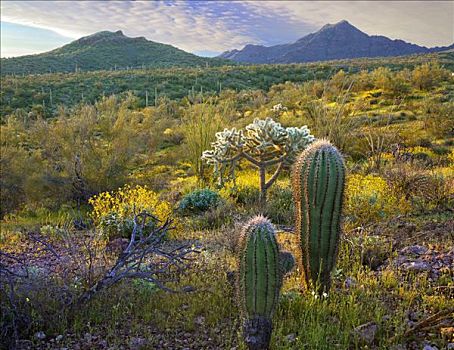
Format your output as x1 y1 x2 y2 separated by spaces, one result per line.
391 307 454 342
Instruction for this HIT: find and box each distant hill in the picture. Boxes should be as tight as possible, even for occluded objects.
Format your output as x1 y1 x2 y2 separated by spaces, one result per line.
219 20 454 64
2 50 453 118
1 30 230 75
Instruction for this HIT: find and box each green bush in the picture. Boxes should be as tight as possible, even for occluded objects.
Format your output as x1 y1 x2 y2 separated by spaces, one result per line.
178 188 223 214
265 185 294 226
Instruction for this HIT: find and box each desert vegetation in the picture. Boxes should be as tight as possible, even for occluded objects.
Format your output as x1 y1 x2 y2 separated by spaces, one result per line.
1 56 453 349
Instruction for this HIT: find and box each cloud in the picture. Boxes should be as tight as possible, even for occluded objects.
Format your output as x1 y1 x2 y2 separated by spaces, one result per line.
0 1 256 53
1 0 452 58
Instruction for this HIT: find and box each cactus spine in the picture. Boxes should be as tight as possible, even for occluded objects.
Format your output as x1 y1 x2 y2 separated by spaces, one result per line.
237 215 287 350
292 139 345 292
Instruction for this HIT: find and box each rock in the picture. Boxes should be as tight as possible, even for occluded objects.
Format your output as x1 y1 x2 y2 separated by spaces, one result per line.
285 333 296 343
401 261 431 272
353 322 378 344
447 344 454 350
390 345 405 350
400 245 428 255
422 345 438 350
55 335 63 342
182 285 196 293
83 333 92 343
129 337 148 349
344 277 356 289
34 331 46 340
195 315 205 325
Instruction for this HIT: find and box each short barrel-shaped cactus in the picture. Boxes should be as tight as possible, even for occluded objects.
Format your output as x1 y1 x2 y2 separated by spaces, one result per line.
237 215 284 350
292 139 345 292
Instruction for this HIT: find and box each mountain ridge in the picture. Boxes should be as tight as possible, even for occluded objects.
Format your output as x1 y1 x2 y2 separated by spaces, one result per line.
219 20 454 63
1 30 230 75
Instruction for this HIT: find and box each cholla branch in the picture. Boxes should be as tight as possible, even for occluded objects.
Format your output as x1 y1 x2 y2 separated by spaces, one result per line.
0 212 200 345
74 212 200 306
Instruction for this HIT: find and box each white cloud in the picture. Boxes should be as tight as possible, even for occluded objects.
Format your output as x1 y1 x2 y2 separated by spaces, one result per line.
0 1 255 53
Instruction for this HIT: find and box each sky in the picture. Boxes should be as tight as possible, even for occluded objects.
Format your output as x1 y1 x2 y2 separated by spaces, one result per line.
1 0 453 58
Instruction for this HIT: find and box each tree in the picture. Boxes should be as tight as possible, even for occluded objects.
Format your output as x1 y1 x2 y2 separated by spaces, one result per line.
202 117 314 206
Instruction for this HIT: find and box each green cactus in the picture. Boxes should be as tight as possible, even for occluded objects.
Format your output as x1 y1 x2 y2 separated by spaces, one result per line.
236 215 293 350
292 139 345 293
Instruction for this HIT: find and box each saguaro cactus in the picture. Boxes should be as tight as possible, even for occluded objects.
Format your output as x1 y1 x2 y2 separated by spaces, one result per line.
237 215 294 350
292 139 345 293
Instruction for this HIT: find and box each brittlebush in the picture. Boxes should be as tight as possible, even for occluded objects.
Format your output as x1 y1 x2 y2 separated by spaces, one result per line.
89 185 173 239
345 174 410 227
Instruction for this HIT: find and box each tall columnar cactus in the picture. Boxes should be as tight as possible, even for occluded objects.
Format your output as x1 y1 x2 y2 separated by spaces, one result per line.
292 139 345 293
237 215 293 350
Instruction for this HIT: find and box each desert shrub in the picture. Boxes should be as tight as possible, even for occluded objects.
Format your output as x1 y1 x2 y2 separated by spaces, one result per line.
183 101 224 180
265 184 294 226
416 173 454 212
178 188 223 214
89 185 172 239
187 200 235 230
219 170 260 206
384 163 432 202
411 62 450 90
345 174 410 227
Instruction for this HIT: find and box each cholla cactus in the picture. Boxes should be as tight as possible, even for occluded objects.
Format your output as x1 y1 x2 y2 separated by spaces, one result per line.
202 118 314 205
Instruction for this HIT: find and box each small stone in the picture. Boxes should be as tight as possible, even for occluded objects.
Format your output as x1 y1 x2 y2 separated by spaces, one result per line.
34 331 46 340
55 335 63 342
84 333 92 343
400 245 428 255
447 344 454 350
129 337 147 349
344 277 356 289
285 333 296 342
195 315 205 325
403 260 431 272
423 345 438 350
390 345 405 350
182 285 196 293
353 322 378 344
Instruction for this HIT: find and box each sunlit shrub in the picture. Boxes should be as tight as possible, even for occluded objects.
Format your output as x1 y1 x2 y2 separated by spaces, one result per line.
447 150 454 166
178 188 223 214
89 185 172 239
219 170 260 206
345 174 410 227
406 146 437 163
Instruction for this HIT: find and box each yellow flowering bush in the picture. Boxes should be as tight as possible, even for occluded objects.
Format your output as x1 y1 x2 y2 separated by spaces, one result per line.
345 174 410 227
406 146 436 160
447 149 454 166
219 170 260 205
89 185 172 239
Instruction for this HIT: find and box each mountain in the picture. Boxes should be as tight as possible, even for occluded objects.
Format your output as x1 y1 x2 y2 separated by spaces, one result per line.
1 30 230 75
219 20 454 64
